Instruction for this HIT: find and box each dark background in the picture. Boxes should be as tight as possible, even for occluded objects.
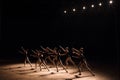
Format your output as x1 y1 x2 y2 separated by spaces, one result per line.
1 0 119 65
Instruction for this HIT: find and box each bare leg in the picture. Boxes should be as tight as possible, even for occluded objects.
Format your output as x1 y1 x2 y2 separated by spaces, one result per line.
54 60 59 72
42 60 50 71
65 58 69 69
35 60 38 69
83 60 95 76
39 62 42 71
65 57 76 68
46 56 55 66
24 58 27 67
26 57 32 67
59 59 68 73
56 63 59 72
78 62 82 75
81 63 85 71
69 57 77 67
49 57 56 66
53 57 59 72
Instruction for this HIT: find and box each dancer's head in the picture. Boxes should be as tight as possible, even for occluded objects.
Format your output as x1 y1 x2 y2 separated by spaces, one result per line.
80 47 84 52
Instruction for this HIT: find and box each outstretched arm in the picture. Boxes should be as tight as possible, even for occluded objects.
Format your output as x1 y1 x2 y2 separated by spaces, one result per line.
18 50 24 54
72 48 80 53
46 47 55 53
40 46 47 52
21 46 29 53
31 49 37 54
59 45 66 52
72 51 80 56
30 54 37 57
21 46 25 52
59 53 66 56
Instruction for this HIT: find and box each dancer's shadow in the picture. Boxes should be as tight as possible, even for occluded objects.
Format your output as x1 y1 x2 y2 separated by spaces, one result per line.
65 74 94 80
2 66 22 70
39 70 70 77
15 68 35 72
17 70 37 75
39 72 61 77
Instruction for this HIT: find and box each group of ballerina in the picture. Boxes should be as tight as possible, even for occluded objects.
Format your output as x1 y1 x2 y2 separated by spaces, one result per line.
19 45 95 76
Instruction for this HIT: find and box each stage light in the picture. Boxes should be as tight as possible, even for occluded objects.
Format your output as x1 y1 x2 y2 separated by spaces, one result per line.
91 4 94 8
83 6 86 10
109 0 113 4
99 2 102 6
73 8 76 12
64 10 67 13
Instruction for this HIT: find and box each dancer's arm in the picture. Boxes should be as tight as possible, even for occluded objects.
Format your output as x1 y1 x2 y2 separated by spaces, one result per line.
40 46 47 51
59 45 66 52
18 50 24 54
31 49 37 54
46 47 55 53
72 48 80 53
21 46 26 52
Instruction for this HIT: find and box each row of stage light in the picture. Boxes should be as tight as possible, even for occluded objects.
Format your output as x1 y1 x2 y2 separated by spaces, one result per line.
63 0 113 13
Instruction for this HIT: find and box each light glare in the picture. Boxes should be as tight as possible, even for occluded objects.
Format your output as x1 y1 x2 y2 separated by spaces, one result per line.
91 4 94 8
83 6 86 10
109 0 113 4
73 8 76 12
99 3 102 6
64 10 67 13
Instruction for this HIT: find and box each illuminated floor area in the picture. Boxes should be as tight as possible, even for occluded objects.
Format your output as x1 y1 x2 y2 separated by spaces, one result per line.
0 63 119 80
